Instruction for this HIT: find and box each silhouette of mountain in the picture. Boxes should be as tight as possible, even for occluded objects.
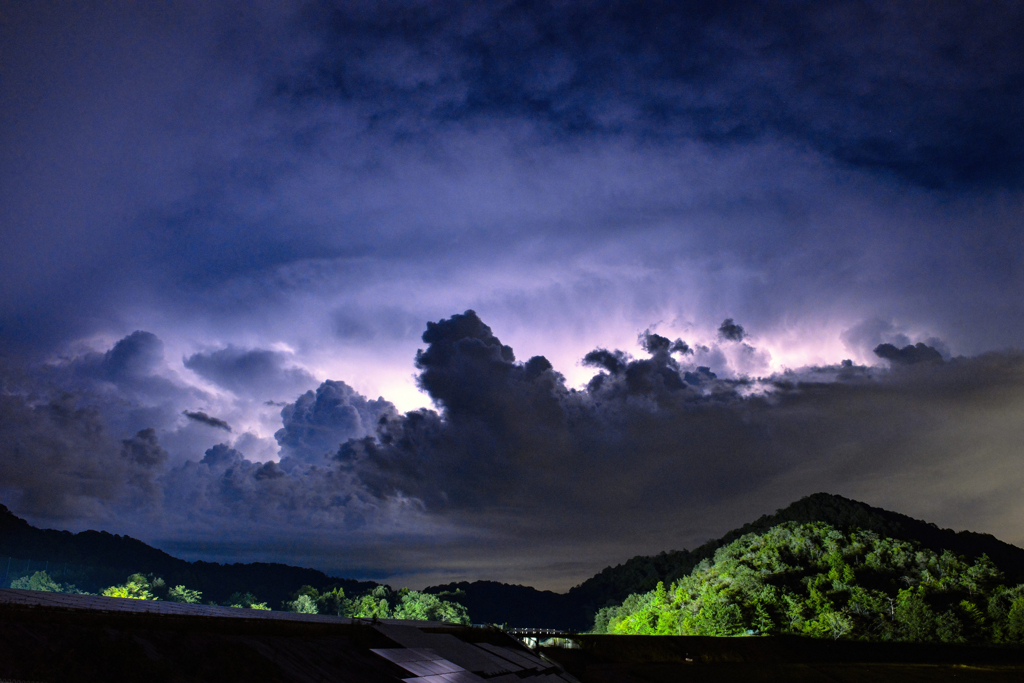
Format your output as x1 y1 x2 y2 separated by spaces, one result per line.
0 504 377 607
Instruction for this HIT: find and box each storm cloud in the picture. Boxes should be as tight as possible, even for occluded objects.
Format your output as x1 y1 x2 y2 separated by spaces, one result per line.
281 0 1024 189
0 312 1023 588
2 2 1024 588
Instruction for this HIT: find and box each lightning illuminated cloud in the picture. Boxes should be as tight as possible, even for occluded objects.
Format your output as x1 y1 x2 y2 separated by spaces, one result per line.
1 1 1024 588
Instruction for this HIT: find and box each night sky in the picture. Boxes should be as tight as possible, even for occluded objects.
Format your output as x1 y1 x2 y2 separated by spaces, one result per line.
2 1 1024 591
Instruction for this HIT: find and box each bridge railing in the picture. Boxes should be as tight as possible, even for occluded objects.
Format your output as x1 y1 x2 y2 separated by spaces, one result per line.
505 627 580 649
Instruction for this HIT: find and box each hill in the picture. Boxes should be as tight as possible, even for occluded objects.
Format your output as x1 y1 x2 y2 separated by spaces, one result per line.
569 493 1024 615
424 493 1024 631
4 493 1022 631
591 519 1024 643
0 505 378 607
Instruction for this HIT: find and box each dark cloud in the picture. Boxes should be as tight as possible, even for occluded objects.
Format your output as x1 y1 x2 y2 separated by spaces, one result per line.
183 345 316 400
0 393 172 525
873 342 944 366
338 312 777 517
682 366 718 386
182 410 232 432
718 318 746 342
282 1 1024 189
96 331 165 381
0 393 122 521
639 330 691 356
582 349 628 375
328 313 1024 578
254 461 286 481
200 443 245 469
35 331 212 448
68 331 172 398
120 428 168 468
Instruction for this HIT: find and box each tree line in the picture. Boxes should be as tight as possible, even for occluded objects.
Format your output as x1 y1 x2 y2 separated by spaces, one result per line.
10 570 470 623
593 521 1024 644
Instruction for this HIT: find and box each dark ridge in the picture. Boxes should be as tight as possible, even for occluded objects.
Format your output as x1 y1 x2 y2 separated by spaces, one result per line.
0 505 378 606
421 580 570 629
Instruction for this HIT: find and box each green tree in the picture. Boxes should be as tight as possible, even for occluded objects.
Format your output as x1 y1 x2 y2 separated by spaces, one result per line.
168 585 203 604
350 586 392 619
11 570 63 593
285 594 318 614
1006 596 1024 644
102 573 156 600
227 591 270 610
818 610 854 640
894 588 936 642
316 587 348 616
393 590 470 624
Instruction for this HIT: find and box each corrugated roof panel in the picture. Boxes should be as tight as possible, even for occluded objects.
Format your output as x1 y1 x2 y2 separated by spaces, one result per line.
370 648 465 676
468 645 523 672
375 625 513 676
475 643 545 670
478 675 521 683
371 648 451 664
401 672 486 683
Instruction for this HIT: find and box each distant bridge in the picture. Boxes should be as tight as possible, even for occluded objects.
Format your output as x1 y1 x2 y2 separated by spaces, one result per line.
506 627 579 649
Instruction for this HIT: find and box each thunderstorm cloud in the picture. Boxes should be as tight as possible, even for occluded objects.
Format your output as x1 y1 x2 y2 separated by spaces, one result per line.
2 1 1024 588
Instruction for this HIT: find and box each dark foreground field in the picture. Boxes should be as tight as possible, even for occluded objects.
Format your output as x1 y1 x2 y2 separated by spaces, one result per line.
2 592 1023 682
0 603 408 682
542 634 1024 682
0 592 570 682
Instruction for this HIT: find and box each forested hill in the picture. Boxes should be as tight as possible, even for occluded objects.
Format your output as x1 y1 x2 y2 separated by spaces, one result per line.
4 494 1021 631
0 505 378 607
425 493 1024 631
567 493 1024 619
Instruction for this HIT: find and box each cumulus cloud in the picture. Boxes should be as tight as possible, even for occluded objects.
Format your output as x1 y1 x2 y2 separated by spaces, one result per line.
275 380 398 466
63 330 183 402
842 318 913 356
91 331 165 382
183 345 316 400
